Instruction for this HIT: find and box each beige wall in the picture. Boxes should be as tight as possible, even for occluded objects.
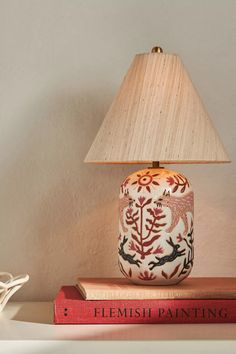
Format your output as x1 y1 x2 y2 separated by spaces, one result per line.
0 0 235 300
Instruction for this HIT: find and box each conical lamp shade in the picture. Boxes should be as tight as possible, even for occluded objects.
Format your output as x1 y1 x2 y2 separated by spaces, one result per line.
85 51 230 164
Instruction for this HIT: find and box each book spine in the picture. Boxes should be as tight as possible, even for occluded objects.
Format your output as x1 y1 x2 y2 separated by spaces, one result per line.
54 298 236 324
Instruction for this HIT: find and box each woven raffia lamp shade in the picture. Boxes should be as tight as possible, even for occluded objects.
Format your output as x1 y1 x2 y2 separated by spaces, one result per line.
85 47 230 285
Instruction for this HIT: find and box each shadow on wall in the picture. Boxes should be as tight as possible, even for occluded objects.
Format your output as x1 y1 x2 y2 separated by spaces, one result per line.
0 90 133 300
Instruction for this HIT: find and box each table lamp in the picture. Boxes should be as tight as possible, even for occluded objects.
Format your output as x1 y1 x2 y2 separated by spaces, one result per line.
85 46 230 285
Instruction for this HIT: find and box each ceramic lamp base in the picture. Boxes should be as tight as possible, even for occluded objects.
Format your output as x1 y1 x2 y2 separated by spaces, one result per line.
118 167 194 285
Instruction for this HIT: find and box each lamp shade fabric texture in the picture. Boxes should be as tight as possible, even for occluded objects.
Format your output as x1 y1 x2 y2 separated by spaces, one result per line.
85 51 230 164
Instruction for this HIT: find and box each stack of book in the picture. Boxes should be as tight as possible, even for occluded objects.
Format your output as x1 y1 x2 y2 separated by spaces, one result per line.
54 277 236 324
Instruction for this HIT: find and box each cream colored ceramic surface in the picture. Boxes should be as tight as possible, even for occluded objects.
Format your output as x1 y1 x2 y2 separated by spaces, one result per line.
118 168 193 285
0 1 235 299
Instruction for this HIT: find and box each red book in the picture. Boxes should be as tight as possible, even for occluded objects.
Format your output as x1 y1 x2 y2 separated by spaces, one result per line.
54 286 236 324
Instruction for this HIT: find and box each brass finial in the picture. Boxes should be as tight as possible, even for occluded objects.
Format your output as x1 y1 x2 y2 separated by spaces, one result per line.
151 46 163 53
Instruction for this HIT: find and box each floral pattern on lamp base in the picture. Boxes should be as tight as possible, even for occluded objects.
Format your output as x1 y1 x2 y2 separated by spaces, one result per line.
118 168 194 285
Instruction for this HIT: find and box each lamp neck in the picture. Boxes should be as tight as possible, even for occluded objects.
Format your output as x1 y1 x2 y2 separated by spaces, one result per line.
149 161 164 169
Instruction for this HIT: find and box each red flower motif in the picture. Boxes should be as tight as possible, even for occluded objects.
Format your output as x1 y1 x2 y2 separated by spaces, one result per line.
138 196 146 205
166 176 175 185
153 208 162 217
138 271 156 281
131 170 159 193
177 233 183 242
127 208 133 215
153 245 164 254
